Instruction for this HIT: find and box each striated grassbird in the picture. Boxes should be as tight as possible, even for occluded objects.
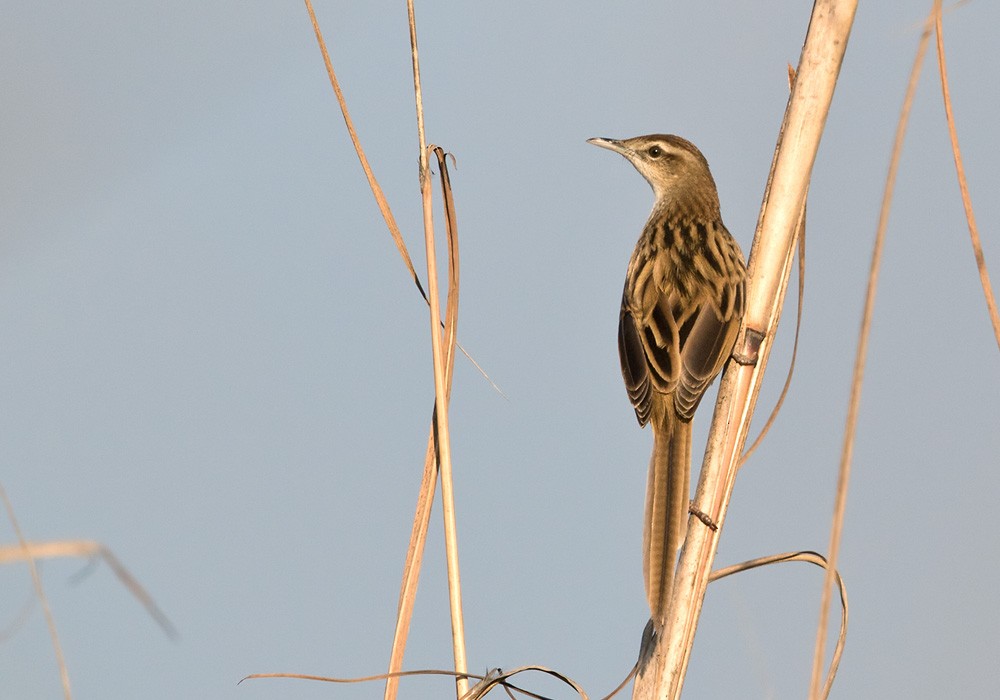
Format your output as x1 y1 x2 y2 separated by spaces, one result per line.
589 134 747 625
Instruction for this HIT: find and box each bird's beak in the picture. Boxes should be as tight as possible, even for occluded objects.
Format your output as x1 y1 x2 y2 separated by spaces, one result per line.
587 137 630 157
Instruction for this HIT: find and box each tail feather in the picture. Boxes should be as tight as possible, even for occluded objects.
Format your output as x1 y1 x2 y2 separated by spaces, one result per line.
643 411 691 624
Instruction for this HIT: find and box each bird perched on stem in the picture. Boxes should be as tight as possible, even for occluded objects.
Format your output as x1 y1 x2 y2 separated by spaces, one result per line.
588 134 747 626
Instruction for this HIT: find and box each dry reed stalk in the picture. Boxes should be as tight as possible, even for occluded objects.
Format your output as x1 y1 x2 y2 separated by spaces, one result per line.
384 148 464 700
0 538 176 639
1 485 72 699
632 2 858 698
417 145 468 700
384 160 460 699
406 3 468 696
300 3 469 695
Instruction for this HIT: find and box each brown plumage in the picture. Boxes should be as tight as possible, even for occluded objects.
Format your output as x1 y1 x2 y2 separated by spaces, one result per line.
588 134 747 625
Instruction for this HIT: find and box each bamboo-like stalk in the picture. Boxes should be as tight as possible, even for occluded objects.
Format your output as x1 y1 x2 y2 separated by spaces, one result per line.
631 2 857 698
406 4 468 698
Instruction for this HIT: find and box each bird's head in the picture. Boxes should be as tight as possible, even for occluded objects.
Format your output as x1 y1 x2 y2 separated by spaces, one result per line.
587 134 720 218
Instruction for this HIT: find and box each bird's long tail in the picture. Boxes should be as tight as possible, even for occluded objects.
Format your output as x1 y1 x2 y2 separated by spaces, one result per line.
643 410 691 625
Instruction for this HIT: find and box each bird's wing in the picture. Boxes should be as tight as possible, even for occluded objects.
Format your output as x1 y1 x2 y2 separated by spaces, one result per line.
619 267 744 424
672 288 743 420
619 302 654 426
619 278 686 425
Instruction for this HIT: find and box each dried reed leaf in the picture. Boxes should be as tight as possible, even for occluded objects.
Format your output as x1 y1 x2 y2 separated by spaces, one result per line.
933 6 1000 350
301 0 504 398
246 664 592 700
807 5 936 696
712 551 847 700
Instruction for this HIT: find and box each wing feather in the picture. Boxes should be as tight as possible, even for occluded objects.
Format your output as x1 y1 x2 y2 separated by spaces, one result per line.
618 219 745 424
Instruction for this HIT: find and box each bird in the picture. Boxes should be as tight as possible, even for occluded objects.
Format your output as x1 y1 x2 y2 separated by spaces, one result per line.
588 134 747 625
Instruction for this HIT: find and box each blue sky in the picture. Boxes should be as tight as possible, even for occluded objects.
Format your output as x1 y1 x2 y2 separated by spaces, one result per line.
2 2 998 698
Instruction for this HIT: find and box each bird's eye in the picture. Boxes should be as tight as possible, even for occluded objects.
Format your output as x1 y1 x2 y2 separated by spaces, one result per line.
647 146 663 158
